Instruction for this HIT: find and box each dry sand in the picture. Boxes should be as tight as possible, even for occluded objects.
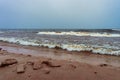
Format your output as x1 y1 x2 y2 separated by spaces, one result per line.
0 41 120 80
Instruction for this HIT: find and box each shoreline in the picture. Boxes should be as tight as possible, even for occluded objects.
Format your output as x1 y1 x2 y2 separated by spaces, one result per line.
0 41 120 80
0 41 120 67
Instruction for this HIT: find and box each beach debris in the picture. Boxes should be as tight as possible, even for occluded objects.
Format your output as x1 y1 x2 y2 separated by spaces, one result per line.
17 64 26 73
42 68 50 74
49 62 61 67
42 61 61 67
27 54 32 57
28 74 31 78
27 59 61 70
27 60 34 65
33 60 42 70
99 64 108 67
54 46 62 49
69 64 76 69
94 72 97 74
32 59 61 70
0 58 17 67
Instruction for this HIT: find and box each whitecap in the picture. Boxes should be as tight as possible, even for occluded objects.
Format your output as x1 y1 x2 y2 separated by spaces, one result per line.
37 31 120 37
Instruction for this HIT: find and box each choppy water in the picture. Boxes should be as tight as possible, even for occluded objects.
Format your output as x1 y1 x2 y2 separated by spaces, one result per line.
0 29 120 56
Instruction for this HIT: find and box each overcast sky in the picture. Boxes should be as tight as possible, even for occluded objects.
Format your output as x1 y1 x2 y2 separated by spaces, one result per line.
0 0 120 29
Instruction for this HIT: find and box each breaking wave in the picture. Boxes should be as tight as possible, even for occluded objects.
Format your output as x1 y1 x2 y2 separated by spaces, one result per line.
0 37 120 56
37 31 120 37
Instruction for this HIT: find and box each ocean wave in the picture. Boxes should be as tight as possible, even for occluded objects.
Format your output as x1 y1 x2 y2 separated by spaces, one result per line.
37 31 120 37
0 37 120 56
112 29 120 31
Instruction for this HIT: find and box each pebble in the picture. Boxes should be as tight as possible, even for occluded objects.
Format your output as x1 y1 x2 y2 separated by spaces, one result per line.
17 64 26 73
33 61 42 70
0 58 17 67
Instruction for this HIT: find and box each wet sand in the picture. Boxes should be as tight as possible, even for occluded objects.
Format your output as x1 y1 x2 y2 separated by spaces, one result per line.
0 41 120 80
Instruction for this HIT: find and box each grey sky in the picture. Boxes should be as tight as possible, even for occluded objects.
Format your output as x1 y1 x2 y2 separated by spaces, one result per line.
0 0 120 29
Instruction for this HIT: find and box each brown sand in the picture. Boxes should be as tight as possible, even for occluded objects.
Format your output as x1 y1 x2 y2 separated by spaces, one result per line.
0 41 120 80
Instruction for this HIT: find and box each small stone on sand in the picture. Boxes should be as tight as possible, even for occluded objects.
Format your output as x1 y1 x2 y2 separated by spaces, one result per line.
43 68 50 74
100 64 108 67
33 61 42 70
1 58 17 67
42 61 61 67
94 72 97 74
27 55 32 57
17 64 25 73
27 60 34 65
69 64 76 69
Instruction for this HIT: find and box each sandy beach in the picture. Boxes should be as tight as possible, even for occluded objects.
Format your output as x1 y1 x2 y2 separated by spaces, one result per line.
0 41 120 80
1 0 120 79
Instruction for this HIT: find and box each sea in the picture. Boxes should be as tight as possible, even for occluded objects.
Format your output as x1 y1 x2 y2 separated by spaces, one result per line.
0 29 120 56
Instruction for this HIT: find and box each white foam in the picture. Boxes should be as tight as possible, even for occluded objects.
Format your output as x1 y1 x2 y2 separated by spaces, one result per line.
61 44 120 55
0 37 120 56
37 31 120 37
0 37 39 46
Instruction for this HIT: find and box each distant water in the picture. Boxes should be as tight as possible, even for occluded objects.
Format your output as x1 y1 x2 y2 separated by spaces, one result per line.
0 29 120 56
